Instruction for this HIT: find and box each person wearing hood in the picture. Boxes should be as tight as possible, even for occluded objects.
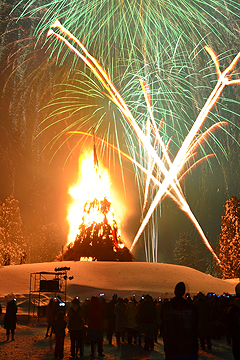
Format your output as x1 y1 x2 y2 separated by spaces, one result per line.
4 293 18 341
67 297 85 359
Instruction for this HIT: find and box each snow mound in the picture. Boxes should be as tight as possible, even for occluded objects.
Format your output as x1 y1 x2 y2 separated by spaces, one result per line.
0 261 238 303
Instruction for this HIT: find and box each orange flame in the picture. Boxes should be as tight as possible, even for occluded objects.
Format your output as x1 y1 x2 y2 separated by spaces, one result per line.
67 152 124 245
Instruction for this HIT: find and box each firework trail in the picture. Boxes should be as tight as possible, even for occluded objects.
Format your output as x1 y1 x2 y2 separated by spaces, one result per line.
46 20 240 263
11 0 240 159
14 0 240 74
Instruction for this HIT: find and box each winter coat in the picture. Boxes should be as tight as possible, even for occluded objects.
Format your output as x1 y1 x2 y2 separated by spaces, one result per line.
53 315 67 337
138 297 156 324
67 304 85 331
194 296 211 337
114 300 127 332
46 299 55 325
4 300 18 331
161 296 198 357
138 297 156 337
86 296 104 330
105 299 117 329
126 301 138 329
226 299 240 344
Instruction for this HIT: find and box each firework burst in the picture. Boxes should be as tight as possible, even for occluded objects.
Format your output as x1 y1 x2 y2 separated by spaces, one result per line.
46 20 240 264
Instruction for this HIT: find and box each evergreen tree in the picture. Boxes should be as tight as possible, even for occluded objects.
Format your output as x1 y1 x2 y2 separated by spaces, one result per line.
0 196 26 265
218 196 240 279
26 222 64 263
174 232 196 268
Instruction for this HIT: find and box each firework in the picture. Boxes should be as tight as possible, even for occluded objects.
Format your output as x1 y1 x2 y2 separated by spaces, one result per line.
14 0 240 74
11 0 240 158
46 20 240 263
5 1 240 262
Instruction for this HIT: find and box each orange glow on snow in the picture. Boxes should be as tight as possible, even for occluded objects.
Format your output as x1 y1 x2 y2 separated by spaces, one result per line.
67 152 124 245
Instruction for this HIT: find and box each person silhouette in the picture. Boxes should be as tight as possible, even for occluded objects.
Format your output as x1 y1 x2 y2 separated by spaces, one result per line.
226 283 240 360
4 293 17 341
161 282 198 360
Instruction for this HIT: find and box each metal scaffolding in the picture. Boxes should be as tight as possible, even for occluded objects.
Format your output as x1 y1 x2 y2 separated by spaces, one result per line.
28 271 67 321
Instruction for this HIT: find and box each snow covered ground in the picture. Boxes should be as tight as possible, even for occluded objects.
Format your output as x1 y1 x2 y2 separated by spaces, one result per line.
0 261 238 302
0 261 238 359
0 322 235 360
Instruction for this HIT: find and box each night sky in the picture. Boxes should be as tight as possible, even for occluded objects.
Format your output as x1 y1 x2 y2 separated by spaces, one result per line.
0 1 240 264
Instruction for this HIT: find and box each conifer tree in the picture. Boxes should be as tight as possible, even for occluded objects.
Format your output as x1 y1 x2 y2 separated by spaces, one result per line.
26 222 64 263
218 197 240 279
0 196 26 265
174 232 196 268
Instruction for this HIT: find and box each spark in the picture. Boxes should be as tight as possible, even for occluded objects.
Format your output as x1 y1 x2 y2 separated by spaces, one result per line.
46 21 240 264
131 48 240 257
11 1 240 157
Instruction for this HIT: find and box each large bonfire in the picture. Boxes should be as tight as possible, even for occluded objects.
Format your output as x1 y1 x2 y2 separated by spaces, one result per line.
58 141 133 262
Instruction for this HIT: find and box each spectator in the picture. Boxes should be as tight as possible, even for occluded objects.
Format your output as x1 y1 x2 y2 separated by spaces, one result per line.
45 298 55 338
105 294 117 344
194 292 212 351
114 297 127 347
67 297 85 359
161 282 198 360
53 310 67 359
226 283 240 360
156 298 164 338
86 296 104 357
83 298 91 345
4 293 18 341
126 300 138 344
138 294 156 351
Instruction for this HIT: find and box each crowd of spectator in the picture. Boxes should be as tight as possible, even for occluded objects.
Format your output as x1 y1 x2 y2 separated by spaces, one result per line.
2 283 240 359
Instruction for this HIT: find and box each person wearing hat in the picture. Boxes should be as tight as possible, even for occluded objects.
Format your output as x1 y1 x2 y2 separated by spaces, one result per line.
161 282 198 360
67 297 85 359
226 282 240 360
4 293 18 341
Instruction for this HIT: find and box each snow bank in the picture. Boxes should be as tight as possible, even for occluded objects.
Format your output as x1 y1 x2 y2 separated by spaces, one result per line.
0 261 238 304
